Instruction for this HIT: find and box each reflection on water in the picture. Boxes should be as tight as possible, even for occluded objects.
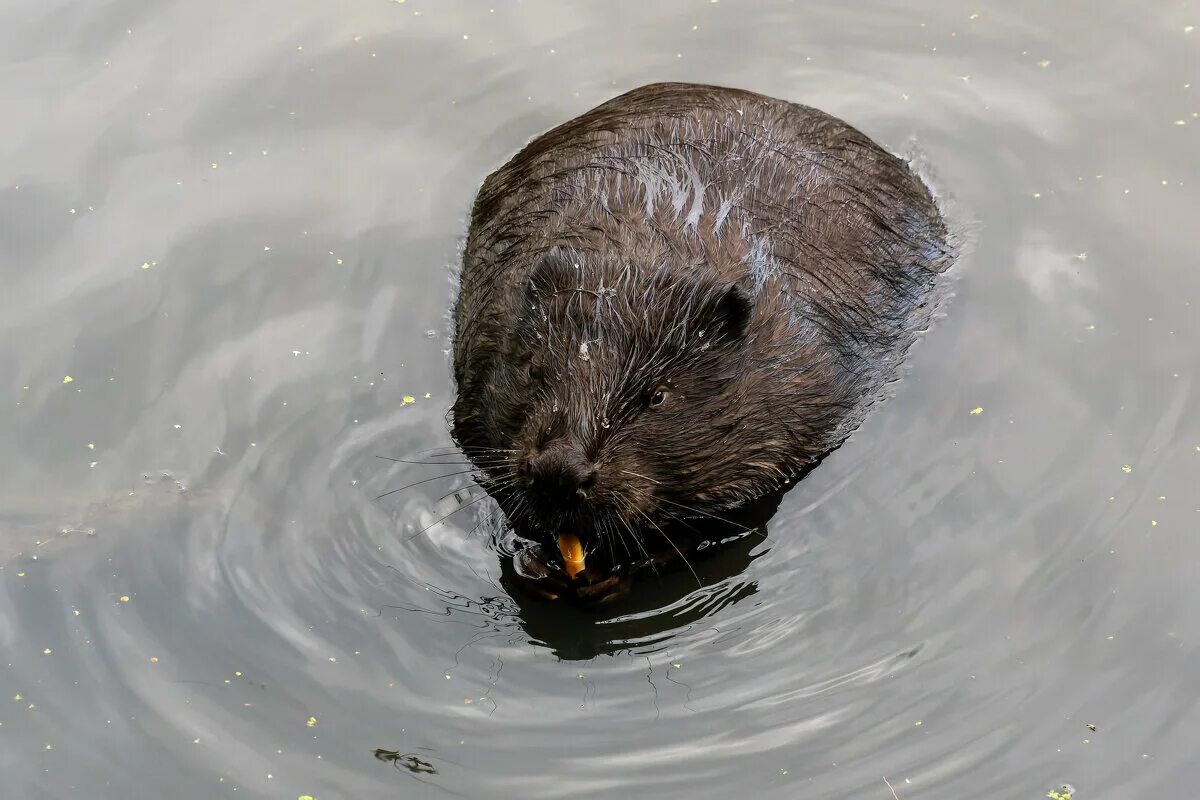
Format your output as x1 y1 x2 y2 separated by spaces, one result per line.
3 0 1200 798
500 527 767 661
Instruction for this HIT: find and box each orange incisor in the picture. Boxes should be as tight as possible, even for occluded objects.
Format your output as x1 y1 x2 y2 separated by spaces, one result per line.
558 533 586 578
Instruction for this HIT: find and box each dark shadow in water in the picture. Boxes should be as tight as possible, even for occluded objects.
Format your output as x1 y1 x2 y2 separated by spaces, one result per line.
497 481 799 661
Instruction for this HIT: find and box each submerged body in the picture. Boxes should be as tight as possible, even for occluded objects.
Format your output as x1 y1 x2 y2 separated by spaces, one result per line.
451 82 953 586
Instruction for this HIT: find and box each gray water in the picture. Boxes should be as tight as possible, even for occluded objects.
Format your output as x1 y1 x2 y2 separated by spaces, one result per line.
2 1 1199 798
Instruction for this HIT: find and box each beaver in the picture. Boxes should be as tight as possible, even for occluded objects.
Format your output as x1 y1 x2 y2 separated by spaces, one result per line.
450 82 953 596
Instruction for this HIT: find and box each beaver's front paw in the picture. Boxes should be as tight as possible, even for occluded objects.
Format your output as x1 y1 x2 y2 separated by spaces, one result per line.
512 545 632 605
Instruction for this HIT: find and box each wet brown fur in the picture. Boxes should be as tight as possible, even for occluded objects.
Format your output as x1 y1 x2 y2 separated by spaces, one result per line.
451 82 953 568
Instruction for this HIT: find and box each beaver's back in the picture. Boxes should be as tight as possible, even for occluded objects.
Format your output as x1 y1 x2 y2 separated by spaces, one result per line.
456 82 950 388
454 83 953 460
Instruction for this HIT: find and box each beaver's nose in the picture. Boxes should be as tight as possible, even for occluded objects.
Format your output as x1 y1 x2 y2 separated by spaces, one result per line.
527 445 596 503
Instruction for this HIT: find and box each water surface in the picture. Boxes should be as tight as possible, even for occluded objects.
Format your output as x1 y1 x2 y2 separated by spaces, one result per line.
2 1 1199 798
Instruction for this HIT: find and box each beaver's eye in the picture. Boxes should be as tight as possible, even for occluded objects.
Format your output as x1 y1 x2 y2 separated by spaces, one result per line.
517 356 542 383
648 388 668 408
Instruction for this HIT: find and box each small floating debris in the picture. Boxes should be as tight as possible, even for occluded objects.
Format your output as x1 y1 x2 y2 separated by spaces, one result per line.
62 375 73 384
374 748 437 775
306 716 317 727
1046 784 1075 800
970 407 983 415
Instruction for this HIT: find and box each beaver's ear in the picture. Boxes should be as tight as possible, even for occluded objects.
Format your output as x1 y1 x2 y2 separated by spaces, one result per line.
707 283 753 340
525 248 583 299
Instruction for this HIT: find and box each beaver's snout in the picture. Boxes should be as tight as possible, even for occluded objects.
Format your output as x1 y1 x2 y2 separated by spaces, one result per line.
524 442 597 506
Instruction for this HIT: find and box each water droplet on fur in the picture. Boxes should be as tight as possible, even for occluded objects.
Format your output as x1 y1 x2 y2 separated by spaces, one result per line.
697 329 707 338
600 417 611 429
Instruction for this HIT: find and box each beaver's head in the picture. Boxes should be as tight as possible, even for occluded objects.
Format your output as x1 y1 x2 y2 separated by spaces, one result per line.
453 247 822 581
